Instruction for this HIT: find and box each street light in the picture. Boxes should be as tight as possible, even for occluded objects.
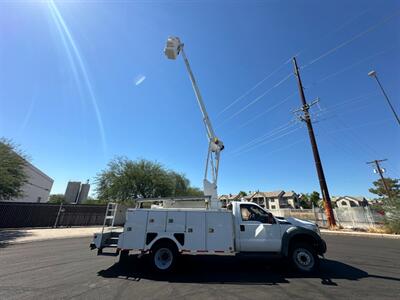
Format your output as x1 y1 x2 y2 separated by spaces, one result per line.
368 70 400 126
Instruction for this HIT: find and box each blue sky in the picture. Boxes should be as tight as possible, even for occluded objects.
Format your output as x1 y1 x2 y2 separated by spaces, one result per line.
0 0 399 198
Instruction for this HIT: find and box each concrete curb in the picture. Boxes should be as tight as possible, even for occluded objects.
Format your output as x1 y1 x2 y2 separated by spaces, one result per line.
320 229 400 239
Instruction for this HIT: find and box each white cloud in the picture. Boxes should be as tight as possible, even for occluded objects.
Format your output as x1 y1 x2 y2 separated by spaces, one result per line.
134 74 146 86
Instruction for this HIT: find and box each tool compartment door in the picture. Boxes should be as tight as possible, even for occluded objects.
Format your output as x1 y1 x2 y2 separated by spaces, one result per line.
166 211 186 232
120 210 148 250
147 211 167 232
185 211 206 251
206 212 234 252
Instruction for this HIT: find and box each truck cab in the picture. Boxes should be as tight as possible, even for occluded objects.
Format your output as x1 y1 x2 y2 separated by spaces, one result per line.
232 202 283 252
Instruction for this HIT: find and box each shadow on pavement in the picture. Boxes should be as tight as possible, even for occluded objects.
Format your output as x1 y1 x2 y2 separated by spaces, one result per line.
0 229 31 248
98 254 400 285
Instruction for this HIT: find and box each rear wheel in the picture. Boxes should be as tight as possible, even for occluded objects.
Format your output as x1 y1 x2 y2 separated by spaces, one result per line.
150 241 178 273
290 242 319 273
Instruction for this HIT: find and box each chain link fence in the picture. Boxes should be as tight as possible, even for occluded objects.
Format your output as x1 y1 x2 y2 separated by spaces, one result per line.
270 206 384 229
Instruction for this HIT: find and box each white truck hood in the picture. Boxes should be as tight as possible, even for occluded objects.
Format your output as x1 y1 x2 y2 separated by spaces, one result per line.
278 217 320 234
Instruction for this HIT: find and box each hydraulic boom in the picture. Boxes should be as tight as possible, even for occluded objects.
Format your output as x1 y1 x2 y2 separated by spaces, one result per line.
164 37 224 209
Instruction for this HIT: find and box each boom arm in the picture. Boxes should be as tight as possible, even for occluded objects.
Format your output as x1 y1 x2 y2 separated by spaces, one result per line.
164 37 224 209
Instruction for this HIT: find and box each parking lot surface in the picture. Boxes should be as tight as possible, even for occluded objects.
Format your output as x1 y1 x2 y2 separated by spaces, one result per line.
0 234 399 299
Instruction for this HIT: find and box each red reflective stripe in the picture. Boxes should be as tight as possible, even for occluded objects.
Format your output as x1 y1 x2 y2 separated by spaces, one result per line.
214 250 224 253
182 249 191 253
197 250 208 253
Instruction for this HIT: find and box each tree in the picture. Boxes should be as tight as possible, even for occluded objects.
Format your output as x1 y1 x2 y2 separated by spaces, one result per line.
186 187 204 197
238 191 247 197
0 138 28 200
369 178 400 234
382 197 400 234
369 177 400 198
48 194 66 204
83 197 109 205
299 194 311 209
309 191 321 207
299 191 320 208
95 157 202 202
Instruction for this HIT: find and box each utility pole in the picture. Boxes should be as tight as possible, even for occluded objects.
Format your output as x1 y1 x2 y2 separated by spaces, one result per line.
366 159 392 200
292 57 336 227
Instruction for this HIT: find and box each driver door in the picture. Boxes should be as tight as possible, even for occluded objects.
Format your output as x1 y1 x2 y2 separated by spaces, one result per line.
238 203 282 252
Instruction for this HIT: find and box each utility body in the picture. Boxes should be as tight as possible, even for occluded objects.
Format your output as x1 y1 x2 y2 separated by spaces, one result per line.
91 201 326 273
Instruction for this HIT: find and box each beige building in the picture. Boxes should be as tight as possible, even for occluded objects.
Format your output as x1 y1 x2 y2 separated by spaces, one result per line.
332 196 368 208
219 194 241 207
220 190 300 209
248 191 300 209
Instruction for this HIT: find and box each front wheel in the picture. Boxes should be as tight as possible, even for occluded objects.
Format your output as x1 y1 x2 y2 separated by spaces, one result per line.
150 242 178 273
290 242 319 273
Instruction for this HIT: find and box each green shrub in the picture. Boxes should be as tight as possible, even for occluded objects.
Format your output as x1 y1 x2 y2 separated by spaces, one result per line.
382 197 400 234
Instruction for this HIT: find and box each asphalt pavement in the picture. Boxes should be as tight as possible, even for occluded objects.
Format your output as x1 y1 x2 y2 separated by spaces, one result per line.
0 234 399 300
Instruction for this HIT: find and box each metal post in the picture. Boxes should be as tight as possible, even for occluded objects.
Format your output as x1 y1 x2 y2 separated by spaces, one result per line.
369 71 400 126
54 202 63 228
292 57 336 227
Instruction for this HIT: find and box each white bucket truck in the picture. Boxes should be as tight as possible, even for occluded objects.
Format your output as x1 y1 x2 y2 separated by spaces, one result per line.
91 199 326 273
90 37 327 273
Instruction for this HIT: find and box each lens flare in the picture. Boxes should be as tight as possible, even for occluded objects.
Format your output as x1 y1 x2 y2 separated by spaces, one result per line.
48 0 107 155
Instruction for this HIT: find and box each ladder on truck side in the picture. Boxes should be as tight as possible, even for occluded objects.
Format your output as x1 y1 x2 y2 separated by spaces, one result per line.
102 202 118 228
98 202 121 255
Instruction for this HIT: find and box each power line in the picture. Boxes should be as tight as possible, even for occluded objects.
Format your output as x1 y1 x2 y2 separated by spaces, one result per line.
262 138 306 157
216 58 291 117
218 72 293 126
312 92 379 121
230 119 297 154
220 45 392 129
295 8 371 58
238 91 297 130
301 10 400 69
306 46 398 89
230 125 301 157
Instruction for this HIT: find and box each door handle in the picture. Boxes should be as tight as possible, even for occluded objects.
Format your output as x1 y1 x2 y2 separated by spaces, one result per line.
240 225 245 231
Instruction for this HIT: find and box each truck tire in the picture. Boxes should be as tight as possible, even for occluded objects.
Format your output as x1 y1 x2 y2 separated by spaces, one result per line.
150 241 178 273
290 242 319 273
